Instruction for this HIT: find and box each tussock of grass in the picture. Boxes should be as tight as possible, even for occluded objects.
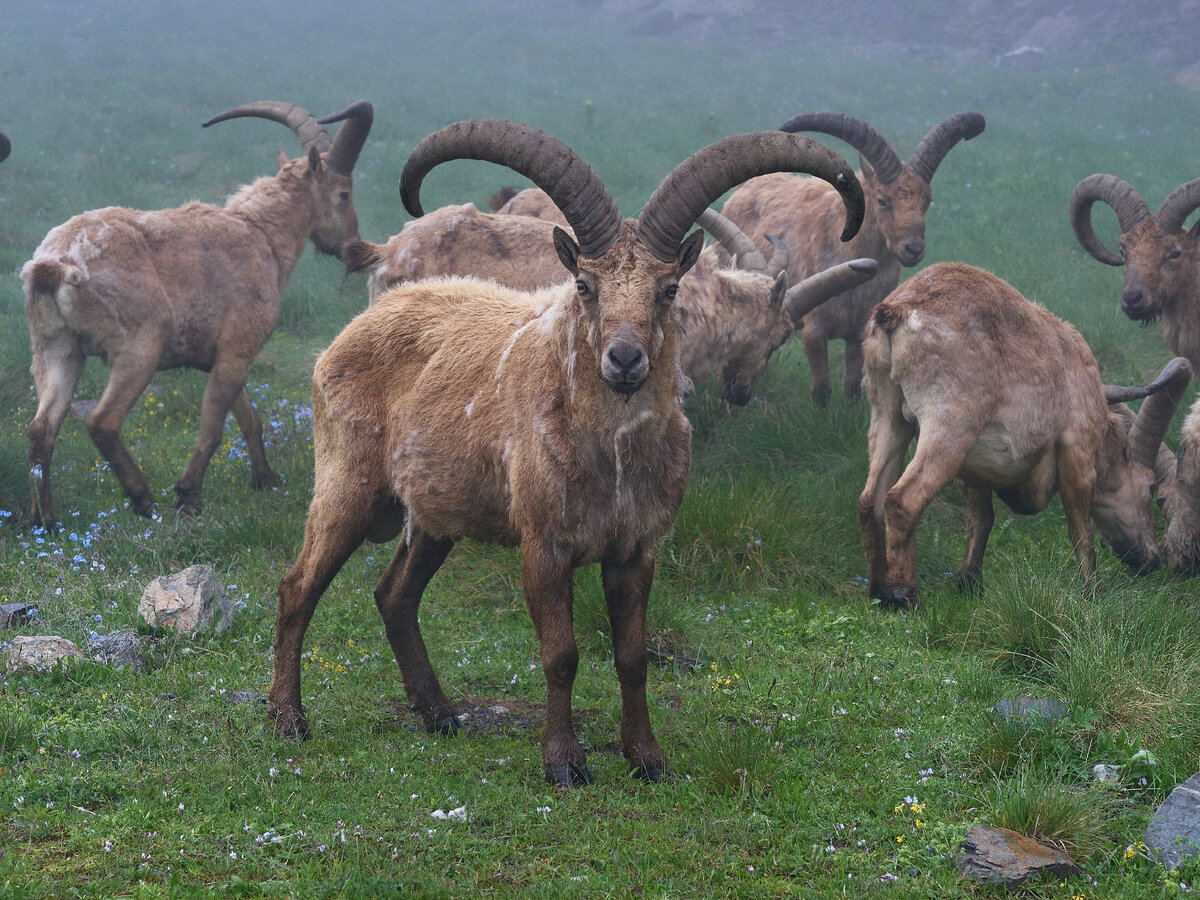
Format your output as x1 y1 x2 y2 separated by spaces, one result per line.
983 768 1113 861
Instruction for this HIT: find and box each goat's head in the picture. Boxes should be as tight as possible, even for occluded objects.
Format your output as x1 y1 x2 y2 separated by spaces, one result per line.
399 120 864 399
780 112 984 268
1071 174 1200 325
1096 357 1192 573
202 99 373 257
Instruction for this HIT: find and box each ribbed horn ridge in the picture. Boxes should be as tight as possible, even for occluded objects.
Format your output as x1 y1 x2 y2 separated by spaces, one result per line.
1069 174 1150 266
908 112 986 184
780 112 904 185
1157 177 1200 236
1129 357 1193 469
696 208 767 271
318 100 373 176
783 258 879 324
0 132 9 164
399 119 623 259
201 100 332 156
637 131 865 263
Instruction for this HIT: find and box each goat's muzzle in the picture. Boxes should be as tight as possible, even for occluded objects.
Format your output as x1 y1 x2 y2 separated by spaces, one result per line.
897 238 925 268
1112 540 1161 575
601 338 649 395
1120 288 1156 323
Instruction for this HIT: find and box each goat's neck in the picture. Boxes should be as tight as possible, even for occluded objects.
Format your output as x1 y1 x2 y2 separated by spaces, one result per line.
1159 281 1200 366
225 170 314 293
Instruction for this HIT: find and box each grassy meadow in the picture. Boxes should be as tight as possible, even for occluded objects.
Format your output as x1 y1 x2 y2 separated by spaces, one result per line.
2 2 1200 896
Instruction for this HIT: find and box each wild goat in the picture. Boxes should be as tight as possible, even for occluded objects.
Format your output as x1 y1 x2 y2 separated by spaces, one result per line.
719 111 985 405
857 262 1187 609
23 99 372 526
270 119 864 785
341 196 877 406
1070 173 1200 371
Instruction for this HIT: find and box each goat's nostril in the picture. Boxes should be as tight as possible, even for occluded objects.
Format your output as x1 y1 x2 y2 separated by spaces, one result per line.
607 343 644 373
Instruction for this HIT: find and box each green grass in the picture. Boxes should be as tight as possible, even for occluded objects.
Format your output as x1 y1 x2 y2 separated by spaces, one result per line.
2 1 1200 897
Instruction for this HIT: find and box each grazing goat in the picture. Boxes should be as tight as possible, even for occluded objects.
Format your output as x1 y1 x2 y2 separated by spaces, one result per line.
23 100 372 525
857 262 1187 609
270 119 864 786
1070 173 1200 371
342 197 877 406
720 111 985 405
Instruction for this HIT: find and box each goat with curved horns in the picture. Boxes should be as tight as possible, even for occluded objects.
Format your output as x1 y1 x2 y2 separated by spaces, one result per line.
858 262 1188 610
23 100 372 525
719 111 985 405
270 119 863 786
1070 173 1200 373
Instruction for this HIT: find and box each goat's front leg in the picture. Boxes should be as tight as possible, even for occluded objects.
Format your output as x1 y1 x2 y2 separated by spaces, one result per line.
801 324 832 407
231 386 279 491
1056 445 1098 586
522 537 587 786
174 358 250 513
843 338 865 404
602 550 664 782
374 528 458 734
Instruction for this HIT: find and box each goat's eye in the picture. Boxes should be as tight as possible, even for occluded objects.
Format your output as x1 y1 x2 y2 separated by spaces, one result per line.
339 191 350 203
664 284 678 301
1168 248 1182 261
877 198 891 210
576 280 588 295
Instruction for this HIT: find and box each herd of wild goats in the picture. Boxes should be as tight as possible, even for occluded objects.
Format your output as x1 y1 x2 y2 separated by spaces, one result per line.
8 96 1200 785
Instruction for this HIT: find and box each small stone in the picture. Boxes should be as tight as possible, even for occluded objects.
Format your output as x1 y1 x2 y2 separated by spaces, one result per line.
990 698 1068 726
957 825 1079 887
4 635 85 674
1143 772 1200 870
1092 763 1120 784
0 603 29 629
88 631 144 670
138 565 232 635
224 690 267 706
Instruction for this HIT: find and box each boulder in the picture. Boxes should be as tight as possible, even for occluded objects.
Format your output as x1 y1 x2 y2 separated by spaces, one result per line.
88 630 144 670
957 825 1079 887
1143 772 1200 870
3 635 85 674
138 565 232 635
1 603 30 629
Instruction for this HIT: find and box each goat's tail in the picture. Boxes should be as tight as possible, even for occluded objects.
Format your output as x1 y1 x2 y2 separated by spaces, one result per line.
24 260 66 298
22 259 82 337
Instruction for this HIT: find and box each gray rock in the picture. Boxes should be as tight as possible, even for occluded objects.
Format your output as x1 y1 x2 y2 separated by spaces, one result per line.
991 697 1068 726
1143 773 1200 870
1093 763 1121 784
138 565 232 635
87 631 144 670
3 635 85 674
1 603 29 629
224 690 267 706
957 824 1079 887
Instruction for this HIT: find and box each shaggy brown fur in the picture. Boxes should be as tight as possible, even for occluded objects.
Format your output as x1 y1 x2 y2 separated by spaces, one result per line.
857 262 1170 609
24 144 361 526
1161 400 1200 574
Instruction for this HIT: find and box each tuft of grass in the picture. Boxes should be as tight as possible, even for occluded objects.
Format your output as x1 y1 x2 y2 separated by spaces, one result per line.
983 767 1113 862
685 717 781 797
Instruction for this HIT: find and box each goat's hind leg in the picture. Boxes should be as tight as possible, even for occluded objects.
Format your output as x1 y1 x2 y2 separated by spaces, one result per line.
86 348 163 518
956 486 994 593
231 386 280 491
27 334 85 527
373 526 458 735
270 493 374 739
173 357 250 513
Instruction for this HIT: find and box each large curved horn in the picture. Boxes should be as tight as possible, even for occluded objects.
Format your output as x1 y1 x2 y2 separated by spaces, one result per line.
907 112 986 184
399 119 623 259
1127 357 1193 468
0 132 9 164
1157 177 1200 236
780 112 904 186
1069 174 1150 266
783 258 878 324
318 100 373 176
637 132 864 263
202 100 332 157
695 208 767 271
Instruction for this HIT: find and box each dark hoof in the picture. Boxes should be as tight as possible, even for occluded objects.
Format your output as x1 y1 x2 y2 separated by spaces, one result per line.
632 764 667 784
130 496 157 519
270 705 311 741
252 470 282 491
545 763 592 787
811 387 831 408
428 715 461 736
878 587 921 612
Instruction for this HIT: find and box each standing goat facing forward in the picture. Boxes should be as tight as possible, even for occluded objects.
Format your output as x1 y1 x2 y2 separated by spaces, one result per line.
23 99 372 526
719 111 984 405
270 119 864 786
857 262 1188 610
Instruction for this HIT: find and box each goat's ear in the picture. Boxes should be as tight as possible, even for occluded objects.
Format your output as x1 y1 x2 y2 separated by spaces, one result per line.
677 229 704 276
1188 217 1200 242
770 272 787 308
306 145 323 175
340 239 381 275
553 227 581 274
859 154 875 185
277 148 289 171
